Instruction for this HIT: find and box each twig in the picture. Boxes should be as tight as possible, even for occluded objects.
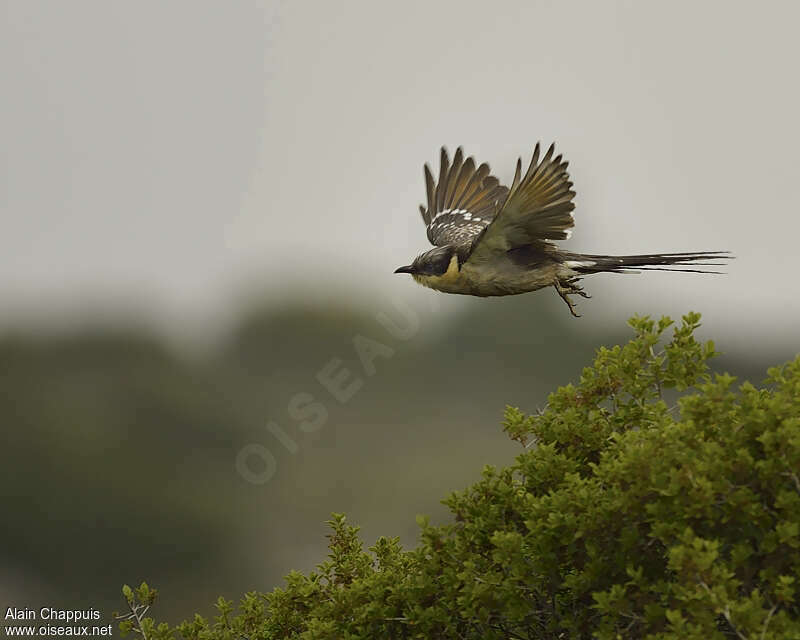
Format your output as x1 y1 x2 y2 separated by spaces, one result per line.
114 604 151 639
722 605 749 640
760 604 777 640
782 472 800 495
698 580 749 640
649 346 664 400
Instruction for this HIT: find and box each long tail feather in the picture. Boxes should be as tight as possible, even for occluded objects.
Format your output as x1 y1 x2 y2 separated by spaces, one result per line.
564 251 733 275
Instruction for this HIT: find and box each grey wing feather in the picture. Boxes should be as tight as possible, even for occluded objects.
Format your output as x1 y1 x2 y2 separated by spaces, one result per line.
419 147 508 247
467 142 576 261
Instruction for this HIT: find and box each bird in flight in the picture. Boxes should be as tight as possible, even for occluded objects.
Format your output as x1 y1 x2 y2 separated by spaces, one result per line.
394 143 730 316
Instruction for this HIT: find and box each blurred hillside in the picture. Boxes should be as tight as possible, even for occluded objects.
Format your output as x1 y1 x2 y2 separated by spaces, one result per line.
0 294 788 625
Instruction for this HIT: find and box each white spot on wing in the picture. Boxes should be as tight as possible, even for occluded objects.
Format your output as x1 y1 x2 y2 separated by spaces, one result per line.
427 208 491 245
432 208 468 222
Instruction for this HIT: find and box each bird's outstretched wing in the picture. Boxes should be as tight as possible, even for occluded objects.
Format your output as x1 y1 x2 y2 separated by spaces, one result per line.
420 147 508 247
466 143 576 263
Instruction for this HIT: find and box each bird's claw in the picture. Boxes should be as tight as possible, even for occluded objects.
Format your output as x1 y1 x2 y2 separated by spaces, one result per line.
554 279 590 317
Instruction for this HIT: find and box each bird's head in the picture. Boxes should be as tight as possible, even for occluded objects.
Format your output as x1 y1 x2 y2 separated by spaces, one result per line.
394 246 456 277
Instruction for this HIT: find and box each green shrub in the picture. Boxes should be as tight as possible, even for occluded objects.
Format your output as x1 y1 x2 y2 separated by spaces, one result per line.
118 313 800 639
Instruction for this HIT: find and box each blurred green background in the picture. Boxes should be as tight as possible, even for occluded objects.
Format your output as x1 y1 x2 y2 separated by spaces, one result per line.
0 292 788 625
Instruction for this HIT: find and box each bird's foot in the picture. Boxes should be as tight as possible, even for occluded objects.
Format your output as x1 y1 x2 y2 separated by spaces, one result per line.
554 279 590 317
565 278 591 299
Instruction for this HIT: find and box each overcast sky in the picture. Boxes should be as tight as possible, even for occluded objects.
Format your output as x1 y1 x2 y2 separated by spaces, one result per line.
2 1 799 349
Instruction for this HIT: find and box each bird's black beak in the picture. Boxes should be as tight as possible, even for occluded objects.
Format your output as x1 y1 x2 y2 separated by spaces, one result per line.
394 265 414 274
